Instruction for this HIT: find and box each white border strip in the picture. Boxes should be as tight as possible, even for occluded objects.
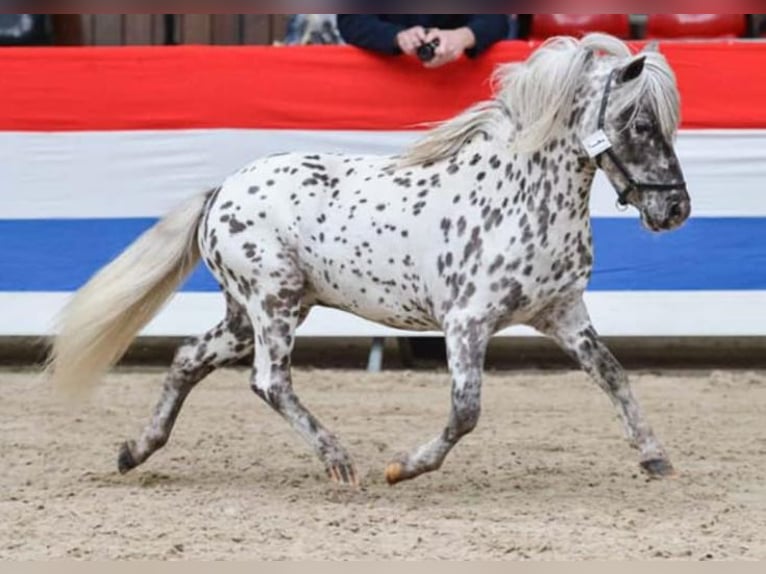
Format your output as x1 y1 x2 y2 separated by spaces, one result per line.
4 291 765 338
2 129 766 219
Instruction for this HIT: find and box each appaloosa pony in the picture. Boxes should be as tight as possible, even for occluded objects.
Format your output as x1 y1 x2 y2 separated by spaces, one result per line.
48 34 690 487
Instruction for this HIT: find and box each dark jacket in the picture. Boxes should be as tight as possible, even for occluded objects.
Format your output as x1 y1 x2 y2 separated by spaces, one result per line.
336 15 511 58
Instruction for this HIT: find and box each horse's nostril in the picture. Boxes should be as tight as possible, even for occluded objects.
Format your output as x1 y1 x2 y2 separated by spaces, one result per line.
669 202 683 220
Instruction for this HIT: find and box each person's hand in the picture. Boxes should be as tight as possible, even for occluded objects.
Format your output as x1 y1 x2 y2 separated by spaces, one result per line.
395 26 427 56
422 27 476 69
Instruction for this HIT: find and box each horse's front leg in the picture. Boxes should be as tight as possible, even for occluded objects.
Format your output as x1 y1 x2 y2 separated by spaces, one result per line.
534 297 675 478
385 314 491 485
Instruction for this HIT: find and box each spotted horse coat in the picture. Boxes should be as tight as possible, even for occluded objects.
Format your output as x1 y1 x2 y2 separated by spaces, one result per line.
47 34 691 487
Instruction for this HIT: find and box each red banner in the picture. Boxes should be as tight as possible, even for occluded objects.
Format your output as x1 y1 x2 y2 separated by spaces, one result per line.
1 41 765 131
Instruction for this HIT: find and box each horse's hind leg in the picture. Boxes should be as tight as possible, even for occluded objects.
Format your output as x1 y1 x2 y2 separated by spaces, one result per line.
534 297 675 479
385 315 492 485
246 280 358 486
118 298 253 474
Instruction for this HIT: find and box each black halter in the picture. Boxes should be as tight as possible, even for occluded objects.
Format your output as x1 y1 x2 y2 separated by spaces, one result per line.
593 69 687 206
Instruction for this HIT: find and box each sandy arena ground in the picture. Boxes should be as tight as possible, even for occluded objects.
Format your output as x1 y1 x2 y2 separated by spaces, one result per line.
1 366 765 560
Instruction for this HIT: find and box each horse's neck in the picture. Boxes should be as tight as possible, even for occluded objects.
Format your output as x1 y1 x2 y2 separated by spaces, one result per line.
498 133 597 222
492 95 597 209
502 141 597 255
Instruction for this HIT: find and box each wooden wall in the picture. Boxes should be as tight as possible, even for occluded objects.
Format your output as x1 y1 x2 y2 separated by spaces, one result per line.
52 14 292 46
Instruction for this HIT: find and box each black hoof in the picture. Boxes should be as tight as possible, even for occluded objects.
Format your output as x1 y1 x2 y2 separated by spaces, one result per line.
117 442 138 474
640 458 677 479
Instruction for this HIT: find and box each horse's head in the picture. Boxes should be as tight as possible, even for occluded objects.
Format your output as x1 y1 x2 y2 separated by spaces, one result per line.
494 35 690 231
583 45 690 232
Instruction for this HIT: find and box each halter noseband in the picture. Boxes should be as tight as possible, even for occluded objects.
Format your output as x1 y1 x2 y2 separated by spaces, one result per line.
589 69 687 206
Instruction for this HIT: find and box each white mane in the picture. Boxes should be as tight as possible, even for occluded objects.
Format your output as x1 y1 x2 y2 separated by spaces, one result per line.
399 33 680 167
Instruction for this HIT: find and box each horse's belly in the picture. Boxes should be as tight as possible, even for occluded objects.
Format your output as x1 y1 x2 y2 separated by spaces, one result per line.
306 275 438 332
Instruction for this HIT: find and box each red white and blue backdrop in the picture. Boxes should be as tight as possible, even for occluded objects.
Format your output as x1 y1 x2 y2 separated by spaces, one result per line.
1 42 765 337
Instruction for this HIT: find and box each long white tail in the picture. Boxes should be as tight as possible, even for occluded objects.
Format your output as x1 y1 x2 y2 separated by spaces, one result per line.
46 191 211 398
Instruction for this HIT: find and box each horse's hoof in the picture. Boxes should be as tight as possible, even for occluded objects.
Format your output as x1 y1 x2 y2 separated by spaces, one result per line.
326 462 359 488
385 462 404 485
640 458 677 479
117 442 137 475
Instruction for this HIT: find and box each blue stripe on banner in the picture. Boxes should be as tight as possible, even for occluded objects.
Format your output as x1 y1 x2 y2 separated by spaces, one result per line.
1 218 765 292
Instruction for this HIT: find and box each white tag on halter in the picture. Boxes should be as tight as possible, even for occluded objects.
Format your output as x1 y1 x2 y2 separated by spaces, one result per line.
582 130 612 158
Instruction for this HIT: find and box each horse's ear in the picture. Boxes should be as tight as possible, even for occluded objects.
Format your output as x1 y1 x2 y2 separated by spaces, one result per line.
618 56 646 84
643 40 660 53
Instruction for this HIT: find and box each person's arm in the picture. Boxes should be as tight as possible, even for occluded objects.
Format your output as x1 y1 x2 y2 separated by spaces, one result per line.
462 15 511 57
336 15 406 55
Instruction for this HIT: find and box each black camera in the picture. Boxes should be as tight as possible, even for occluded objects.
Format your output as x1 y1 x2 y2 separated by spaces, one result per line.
416 38 441 63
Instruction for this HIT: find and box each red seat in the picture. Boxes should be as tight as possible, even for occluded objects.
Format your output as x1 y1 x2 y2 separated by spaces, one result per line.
530 14 631 40
646 14 747 39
